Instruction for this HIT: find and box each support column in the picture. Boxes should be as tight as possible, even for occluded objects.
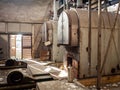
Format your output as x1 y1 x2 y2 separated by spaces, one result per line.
77 0 83 7
31 24 35 58
88 0 91 76
97 0 102 90
53 0 58 21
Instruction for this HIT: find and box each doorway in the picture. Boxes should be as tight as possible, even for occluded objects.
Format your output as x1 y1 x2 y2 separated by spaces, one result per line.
10 34 32 59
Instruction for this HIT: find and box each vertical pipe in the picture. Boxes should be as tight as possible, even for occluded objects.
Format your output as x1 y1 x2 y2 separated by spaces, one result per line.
31 24 34 58
53 0 58 20
97 0 102 90
65 0 68 9
6 23 9 59
21 35 23 59
88 0 91 76
77 0 83 7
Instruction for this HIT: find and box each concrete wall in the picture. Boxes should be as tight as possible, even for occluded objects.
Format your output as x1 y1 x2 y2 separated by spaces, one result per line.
0 22 32 33
0 35 9 59
0 0 52 23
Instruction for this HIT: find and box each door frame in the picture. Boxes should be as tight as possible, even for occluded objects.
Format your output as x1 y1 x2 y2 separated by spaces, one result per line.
9 33 32 59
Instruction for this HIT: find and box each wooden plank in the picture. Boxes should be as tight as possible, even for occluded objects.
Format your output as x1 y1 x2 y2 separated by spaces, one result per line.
78 75 120 86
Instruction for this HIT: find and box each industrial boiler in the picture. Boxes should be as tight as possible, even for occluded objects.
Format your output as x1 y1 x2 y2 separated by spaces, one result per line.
57 8 120 79
41 20 66 62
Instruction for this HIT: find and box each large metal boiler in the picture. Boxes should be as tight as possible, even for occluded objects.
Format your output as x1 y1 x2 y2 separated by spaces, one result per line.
41 21 66 62
57 8 120 78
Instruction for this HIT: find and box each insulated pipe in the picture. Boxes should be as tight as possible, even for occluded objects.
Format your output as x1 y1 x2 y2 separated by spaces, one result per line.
77 0 83 7
53 0 58 20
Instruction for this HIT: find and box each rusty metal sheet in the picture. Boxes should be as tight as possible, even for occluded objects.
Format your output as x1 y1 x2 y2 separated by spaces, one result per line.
68 9 79 46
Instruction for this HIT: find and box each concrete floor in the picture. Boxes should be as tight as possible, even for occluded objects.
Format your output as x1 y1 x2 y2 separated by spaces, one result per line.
36 80 88 90
0 59 120 90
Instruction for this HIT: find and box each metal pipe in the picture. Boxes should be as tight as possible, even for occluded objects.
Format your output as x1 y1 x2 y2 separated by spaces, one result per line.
97 0 102 90
77 0 83 7
88 0 92 76
65 0 68 9
53 0 58 20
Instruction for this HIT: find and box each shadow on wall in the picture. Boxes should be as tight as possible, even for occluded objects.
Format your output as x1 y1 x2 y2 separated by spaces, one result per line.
0 35 8 60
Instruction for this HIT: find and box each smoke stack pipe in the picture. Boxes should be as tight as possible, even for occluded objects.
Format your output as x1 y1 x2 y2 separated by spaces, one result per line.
77 0 83 7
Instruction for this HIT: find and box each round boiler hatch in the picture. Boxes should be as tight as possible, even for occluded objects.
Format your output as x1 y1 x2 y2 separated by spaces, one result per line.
57 9 79 46
58 11 69 45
